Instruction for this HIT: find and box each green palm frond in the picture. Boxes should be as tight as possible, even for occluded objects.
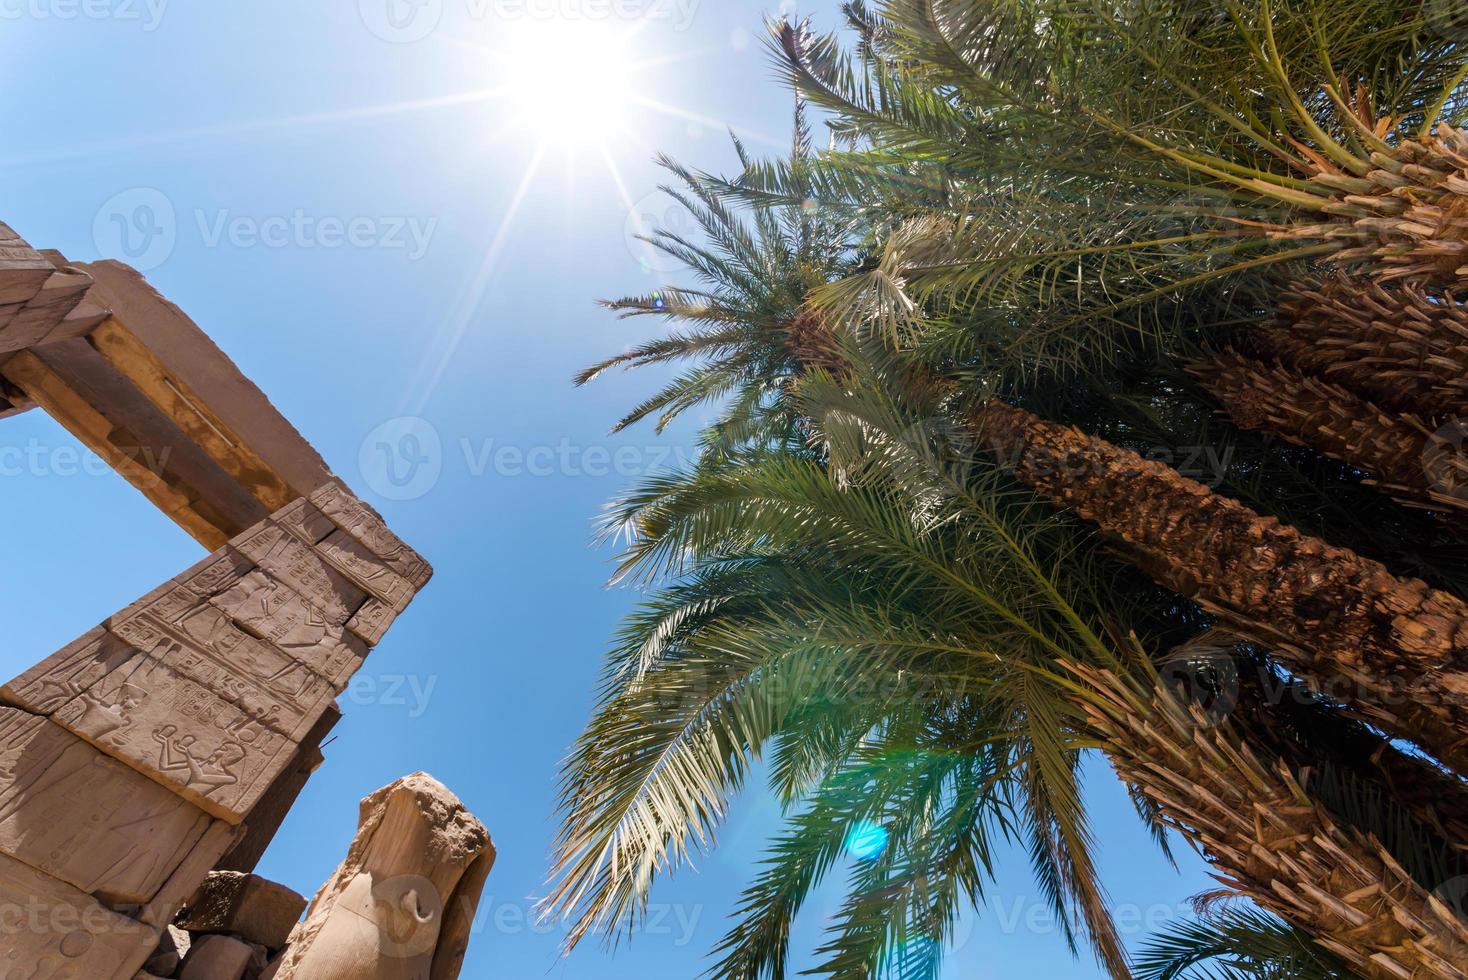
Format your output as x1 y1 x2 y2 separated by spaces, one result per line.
1134 904 1357 979
579 124 858 443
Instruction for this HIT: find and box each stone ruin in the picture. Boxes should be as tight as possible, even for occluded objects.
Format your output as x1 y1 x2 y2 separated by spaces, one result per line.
0 223 493 977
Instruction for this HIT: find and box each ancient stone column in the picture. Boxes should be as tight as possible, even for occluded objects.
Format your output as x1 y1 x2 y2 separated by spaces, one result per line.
272 774 494 980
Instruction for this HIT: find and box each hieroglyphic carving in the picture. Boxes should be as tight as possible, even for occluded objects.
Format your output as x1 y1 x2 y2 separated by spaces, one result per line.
0 849 158 979
313 530 416 613
115 550 255 626
2 627 136 716
49 648 301 824
230 522 365 627
310 482 433 589
346 599 397 647
0 709 222 906
275 499 416 612
211 572 367 690
273 495 336 544
7 616 335 823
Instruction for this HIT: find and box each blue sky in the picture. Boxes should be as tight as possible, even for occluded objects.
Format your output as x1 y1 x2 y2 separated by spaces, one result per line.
1 2 1223 975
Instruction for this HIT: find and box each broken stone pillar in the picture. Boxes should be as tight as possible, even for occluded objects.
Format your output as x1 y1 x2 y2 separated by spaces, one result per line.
272 774 494 980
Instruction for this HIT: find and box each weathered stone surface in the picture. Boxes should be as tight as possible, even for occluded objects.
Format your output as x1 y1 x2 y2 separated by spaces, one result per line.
178 872 306 952
0 849 157 979
137 821 240 932
0 269 93 352
4 621 335 823
345 599 396 647
0 708 222 905
0 226 55 312
179 933 255 980
309 482 432 589
116 550 255 626
210 572 367 690
313 530 416 613
274 499 416 613
112 605 338 736
230 522 365 628
75 259 334 501
273 774 494 980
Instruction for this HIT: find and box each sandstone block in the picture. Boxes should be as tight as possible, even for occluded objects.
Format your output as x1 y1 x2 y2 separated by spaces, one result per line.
309 482 432 589
0 269 93 351
0 849 157 979
179 934 254 980
144 924 190 975
210 572 367 690
5 621 337 823
345 598 397 647
274 500 416 612
0 708 224 906
178 872 306 952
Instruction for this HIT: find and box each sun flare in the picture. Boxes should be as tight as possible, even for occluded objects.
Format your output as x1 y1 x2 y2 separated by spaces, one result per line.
495 23 639 146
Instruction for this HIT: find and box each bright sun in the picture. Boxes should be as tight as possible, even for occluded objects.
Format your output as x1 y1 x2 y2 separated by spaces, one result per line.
496 23 637 145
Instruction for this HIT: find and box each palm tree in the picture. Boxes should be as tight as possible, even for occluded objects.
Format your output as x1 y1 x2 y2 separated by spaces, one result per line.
1187 350 1468 517
550 364 1468 977
1255 276 1468 422
758 3 1468 528
765 1 1468 350
574 101 855 455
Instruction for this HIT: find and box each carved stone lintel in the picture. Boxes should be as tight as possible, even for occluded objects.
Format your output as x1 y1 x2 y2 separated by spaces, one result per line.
273 774 493 980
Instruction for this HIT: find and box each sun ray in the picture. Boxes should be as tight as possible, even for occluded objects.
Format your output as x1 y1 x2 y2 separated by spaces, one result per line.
0 89 514 168
627 96 785 148
398 140 549 414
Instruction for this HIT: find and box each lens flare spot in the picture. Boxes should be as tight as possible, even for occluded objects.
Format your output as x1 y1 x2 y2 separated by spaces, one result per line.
845 821 889 862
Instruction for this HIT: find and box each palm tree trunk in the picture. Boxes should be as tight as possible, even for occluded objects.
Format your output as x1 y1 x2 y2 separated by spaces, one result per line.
1261 277 1468 421
1188 351 1468 517
1070 664 1468 980
971 399 1468 775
